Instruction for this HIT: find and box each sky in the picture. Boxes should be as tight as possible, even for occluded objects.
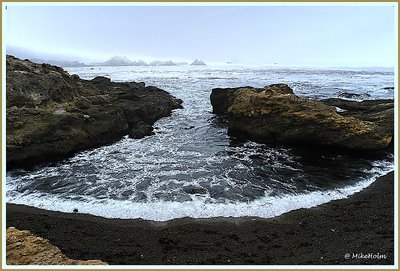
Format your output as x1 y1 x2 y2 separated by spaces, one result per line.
4 4 397 67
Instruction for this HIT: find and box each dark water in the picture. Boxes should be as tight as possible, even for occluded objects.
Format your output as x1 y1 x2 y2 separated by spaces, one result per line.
6 65 394 221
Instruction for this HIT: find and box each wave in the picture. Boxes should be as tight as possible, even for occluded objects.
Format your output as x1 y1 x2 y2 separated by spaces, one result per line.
7 160 393 222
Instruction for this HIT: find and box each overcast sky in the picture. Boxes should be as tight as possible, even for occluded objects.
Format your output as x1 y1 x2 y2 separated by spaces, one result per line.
4 4 396 66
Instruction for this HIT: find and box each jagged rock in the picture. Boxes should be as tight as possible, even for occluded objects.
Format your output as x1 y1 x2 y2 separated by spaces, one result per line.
210 84 393 151
6 55 182 169
6 227 107 265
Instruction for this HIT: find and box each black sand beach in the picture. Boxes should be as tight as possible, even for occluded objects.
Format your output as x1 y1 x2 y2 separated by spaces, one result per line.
6 171 394 265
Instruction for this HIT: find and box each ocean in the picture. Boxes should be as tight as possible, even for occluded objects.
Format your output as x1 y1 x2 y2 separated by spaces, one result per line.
6 65 395 221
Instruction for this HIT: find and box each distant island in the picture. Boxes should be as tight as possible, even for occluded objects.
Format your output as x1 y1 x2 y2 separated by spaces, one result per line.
93 56 196 67
94 56 134 66
191 59 206 66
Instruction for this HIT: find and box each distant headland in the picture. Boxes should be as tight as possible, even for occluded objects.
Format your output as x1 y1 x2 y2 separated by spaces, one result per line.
29 55 206 67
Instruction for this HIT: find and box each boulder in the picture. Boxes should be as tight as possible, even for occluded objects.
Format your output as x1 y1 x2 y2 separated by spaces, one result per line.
6 55 182 169
210 84 393 151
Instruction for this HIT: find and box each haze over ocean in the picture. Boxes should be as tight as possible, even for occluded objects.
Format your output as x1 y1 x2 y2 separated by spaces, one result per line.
5 4 396 67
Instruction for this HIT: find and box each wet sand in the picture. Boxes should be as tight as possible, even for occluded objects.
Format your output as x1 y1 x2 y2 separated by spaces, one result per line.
6 171 394 265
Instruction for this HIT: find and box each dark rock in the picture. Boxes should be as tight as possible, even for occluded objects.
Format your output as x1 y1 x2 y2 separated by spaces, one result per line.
128 122 155 139
90 76 111 85
382 87 394 90
183 185 207 194
6 55 182 169
210 84 393 151
89 95 109 105
337 92 371 100
127 82 145 89
74 98 92 110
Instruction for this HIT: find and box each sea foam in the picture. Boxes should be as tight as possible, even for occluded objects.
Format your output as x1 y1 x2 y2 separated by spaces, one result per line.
7 160 393 222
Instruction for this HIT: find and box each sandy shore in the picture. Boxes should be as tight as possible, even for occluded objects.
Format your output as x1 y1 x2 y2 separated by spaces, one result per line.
6 171 394 265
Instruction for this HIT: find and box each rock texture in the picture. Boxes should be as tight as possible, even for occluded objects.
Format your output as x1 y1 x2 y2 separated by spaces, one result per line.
321 98 394 148
6 227 107 265
6 55 182 169
210 84 393 151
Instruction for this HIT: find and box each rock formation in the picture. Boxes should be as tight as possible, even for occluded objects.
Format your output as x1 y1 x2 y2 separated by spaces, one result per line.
6 55 182 169
190 59 206 66
6 227 107 265
100 56 135 66
210 84 393 151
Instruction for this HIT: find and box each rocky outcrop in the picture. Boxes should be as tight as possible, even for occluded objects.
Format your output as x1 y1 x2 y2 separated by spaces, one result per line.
321 98 394 149
6 55 182 169
6 227 107 265
210 84 393 151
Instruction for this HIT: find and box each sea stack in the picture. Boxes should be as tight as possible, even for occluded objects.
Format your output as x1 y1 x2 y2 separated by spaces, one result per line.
190 59 206 66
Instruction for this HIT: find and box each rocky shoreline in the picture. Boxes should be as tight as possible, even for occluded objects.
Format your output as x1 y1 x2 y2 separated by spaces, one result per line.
6 56 182 169
5 56 395 266
6 171 394 265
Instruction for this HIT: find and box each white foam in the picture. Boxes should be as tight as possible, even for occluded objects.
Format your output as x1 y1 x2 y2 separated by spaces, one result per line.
7 162 393 222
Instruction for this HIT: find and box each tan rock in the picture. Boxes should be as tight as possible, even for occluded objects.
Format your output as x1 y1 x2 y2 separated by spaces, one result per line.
6 227 107 265
210 84 392 151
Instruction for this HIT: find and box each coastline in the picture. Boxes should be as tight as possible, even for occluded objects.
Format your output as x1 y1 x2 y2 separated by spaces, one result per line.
6 171 394 265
